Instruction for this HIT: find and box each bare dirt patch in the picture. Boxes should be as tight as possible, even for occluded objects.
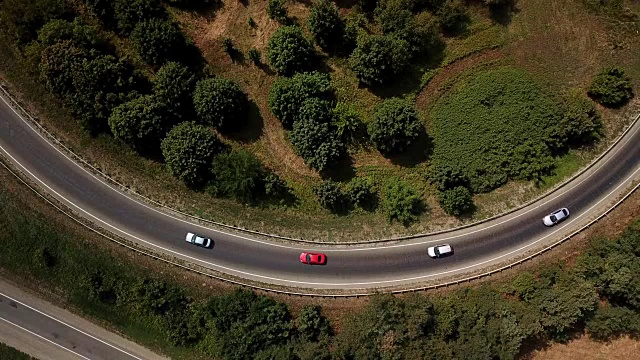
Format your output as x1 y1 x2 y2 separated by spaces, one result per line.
524 335 640 360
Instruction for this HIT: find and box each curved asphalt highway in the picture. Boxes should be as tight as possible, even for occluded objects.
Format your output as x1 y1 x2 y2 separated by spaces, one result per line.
1 90 640 291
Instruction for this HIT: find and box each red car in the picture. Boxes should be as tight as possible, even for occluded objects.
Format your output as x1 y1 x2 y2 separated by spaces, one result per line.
299 252 327 265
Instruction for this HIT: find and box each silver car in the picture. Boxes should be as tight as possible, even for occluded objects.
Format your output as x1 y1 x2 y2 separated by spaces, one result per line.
185 232 212 248
428 244 453 258
543 208 570 226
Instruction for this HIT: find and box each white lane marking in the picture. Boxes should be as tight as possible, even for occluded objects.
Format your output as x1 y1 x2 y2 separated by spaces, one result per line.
0 292 144 360
2 92 639 252
0 316 91 360
1 90 640 285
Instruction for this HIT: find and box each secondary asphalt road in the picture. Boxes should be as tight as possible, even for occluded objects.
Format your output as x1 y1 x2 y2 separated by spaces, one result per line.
1 89 639 291
0 278 165 360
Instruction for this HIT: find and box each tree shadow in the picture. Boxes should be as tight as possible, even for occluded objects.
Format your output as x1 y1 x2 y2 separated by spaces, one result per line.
489 0 520 26
321 155 356 182
387 128 433 167
222 101 264 143
172 0 224 19
366 66 425 99
441 15 472 39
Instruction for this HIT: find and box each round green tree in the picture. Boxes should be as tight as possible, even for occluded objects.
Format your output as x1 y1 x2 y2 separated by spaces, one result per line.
130 19 185 66
193 77 249 131
349 34 409 86
368 98 422 155
290 117 344 172
267 26 314 76
588 67 634 108
268 71 332 128
307 0 345 53
161 122 223 186
152 61 196 118
108 94 172 152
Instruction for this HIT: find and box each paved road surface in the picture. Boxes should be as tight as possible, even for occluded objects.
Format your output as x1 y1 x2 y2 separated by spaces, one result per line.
1 88 639 291
0 278 166 360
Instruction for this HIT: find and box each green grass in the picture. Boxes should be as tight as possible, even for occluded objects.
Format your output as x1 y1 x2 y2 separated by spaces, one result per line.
0 343 35 360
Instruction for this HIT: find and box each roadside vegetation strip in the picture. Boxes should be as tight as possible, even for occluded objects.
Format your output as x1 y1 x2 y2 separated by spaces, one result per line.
1 153 640 359
0 343 36 360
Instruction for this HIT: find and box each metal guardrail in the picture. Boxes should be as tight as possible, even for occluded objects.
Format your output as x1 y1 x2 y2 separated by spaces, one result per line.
1 82 639 245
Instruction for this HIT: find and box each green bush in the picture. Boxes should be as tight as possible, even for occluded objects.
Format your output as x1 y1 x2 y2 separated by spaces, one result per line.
39 40 91 96
346 176 377 209
368 98 422 155
298 98 334 125
349 34 409 86
383 181 423 225
161 122 223 187
439 186 473 216
37 18 103 49
208 150 264 202
431 68 562 193
332 102 362 142
267 0 288 24
193 77 249 131
587 67 634 107
261 171 289 198
586 305 638 340
313 180 346 212
84 0 114 23
297 305 331 341
112 0 163 34
437 0 467 31
267 26 315 76
130 19 185 66
307 0 345 53
108 95 173 152
268 72 332 128
152 61 196 119
290 117 344 172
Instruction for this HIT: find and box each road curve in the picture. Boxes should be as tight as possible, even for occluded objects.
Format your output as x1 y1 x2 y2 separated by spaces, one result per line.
1 89 639 292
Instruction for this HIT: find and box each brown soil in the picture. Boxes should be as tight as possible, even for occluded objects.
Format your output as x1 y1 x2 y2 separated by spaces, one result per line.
524 335 640 360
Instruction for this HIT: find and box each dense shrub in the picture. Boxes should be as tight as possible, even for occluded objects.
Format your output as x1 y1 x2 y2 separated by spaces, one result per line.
108 95 172 152
332 102 362 142
0 0 73 44
193 77 249 131
438 0 467 31
152 61 196 119
37 18 103 49
161 122 223 186
376 2 439 56
298 98 334 125
130 19 185 66
261 171 289 198
431 68 563 193
587 67 634 107
383 181 422 225
112 0 163 34
586 305 639 340
308 0 345 53
439 186 473 216
290 117 344 172
297 305 331 341
39 40 91 96
267 26 315 76
346 177 376 209
84 0 114 23
268 72 332 128
267 0 288 23
368 98 422 155
208 150 264 202
349 34 409 86
313 180 346 212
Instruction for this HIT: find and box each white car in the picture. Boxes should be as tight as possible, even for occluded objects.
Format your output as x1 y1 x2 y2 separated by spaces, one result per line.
543 208 570 226
428 244 453 258
185 232 212 248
